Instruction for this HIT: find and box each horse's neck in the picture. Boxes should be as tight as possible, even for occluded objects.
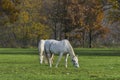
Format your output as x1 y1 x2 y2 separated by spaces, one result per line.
69 49 75 58
67 42 75 58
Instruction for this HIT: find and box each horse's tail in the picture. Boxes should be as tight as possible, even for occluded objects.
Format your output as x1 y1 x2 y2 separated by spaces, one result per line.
38 40 41 53
38 40 45 55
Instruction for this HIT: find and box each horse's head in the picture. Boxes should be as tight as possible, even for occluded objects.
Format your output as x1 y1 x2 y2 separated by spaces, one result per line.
72 56 79 68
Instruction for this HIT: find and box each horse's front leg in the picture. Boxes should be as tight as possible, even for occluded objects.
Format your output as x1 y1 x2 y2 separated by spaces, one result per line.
43 52 48 64
65 54 69 68
55 53 63 68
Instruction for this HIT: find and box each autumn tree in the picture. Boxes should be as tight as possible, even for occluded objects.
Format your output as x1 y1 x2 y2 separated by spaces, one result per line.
0 0 20 23
12 0 51 47
42 0 82 40
102 0 120 47
0 0 51 47
59 0 109 47
41 0 110 48
41 0 64 40
66 0 109 48
0 0 20 47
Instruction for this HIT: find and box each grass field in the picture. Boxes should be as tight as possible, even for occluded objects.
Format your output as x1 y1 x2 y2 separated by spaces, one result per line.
0 48 120 80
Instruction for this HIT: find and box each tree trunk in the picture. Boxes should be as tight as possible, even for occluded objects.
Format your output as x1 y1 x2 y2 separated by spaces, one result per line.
89 29 92 48
64 26 68 39
82 30 85 48
59 23 62 40
54 22 57 40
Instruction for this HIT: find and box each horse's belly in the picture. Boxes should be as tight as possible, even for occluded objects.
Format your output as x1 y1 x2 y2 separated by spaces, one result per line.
50 45 68 54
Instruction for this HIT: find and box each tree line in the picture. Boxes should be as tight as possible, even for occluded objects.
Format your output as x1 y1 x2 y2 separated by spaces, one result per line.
0 0 120 48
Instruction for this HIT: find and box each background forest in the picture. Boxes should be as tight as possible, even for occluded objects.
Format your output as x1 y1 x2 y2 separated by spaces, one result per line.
0 0 120 48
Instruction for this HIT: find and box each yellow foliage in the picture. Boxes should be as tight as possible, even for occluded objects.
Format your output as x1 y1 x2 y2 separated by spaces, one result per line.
20 11 29 23
97 12 104 23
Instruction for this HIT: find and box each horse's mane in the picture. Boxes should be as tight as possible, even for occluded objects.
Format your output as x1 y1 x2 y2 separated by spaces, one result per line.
62 40 75 57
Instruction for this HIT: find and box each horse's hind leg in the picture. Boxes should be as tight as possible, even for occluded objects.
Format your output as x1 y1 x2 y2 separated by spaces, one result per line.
47 53 52 67
51 54 54 64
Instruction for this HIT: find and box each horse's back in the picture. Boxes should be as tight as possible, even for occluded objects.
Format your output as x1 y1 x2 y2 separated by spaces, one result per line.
45 39 70 54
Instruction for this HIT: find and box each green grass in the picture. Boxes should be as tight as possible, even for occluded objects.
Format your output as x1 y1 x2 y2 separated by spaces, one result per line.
0 48 120 80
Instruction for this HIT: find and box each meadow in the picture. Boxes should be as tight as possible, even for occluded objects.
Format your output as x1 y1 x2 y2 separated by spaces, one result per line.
0 48 120 80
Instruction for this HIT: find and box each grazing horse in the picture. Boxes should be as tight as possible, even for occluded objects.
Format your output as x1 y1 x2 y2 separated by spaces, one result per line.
44 39 79 68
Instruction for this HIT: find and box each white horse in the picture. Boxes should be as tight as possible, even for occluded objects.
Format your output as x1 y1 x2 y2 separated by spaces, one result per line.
44 39 79 68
